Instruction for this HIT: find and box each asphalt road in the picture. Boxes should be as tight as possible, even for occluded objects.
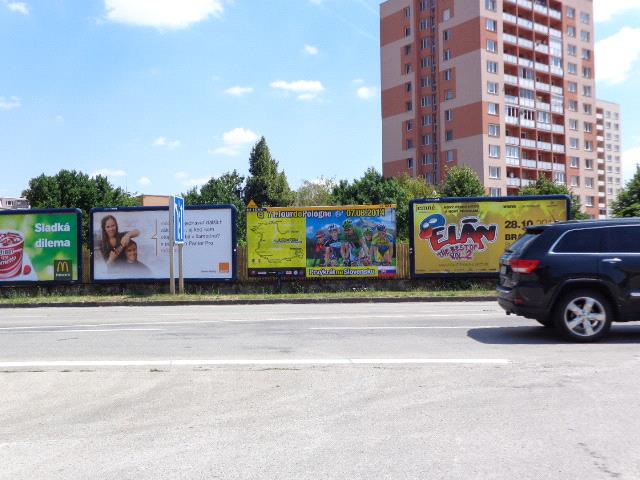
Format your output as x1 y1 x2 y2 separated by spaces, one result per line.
1 302 639 479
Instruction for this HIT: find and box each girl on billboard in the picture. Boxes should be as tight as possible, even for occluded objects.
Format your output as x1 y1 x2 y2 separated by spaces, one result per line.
100 215 140 266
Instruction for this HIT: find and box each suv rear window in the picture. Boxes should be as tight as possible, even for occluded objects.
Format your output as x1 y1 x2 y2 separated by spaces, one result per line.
554 228 605 253
507 233 539 255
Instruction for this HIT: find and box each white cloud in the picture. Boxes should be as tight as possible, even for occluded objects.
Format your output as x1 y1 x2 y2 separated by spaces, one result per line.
595 0 640 23
138 176 152 186
0 96 21 110
270 80 325 100
622 146 640 184
224 86 254 97
356 86 379 100
304 44 319 55
208 127 258 156
91 169 127 178
174 172 211 187
596 28 640 85
104 0 223 29
5 1 29 15
152 136 181 149
222 127 258 146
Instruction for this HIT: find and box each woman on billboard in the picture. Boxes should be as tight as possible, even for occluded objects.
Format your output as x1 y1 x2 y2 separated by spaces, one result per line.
100 215 140 267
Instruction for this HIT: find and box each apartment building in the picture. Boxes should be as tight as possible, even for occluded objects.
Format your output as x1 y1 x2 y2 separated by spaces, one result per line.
381 0 599 217
0 197 30 210
596 100 623 218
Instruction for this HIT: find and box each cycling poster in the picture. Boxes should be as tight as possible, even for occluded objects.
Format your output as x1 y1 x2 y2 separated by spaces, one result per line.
246 205 397 278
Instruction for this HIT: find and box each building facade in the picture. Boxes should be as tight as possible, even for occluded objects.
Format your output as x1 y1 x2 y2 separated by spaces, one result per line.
596 100 623 218
381 0 599 217
0 197 30 210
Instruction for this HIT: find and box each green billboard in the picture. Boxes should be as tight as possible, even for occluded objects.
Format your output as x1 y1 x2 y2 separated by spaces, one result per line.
0 209 82 284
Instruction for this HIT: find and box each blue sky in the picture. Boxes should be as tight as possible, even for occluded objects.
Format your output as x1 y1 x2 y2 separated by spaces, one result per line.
1 0 639 199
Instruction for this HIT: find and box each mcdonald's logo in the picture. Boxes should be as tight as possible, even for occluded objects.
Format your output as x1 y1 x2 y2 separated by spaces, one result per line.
54 260 72 281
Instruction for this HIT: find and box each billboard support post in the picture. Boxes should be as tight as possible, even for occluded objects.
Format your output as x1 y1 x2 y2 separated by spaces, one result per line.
169 198 175 294
178 243 184 294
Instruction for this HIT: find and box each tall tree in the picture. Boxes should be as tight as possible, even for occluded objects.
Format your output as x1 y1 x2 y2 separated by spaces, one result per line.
519 176 589 220
612 165 640 217
183 170 247 242
294 177 337 207
22 169 137 243
243 137 294 207
440 166 485 197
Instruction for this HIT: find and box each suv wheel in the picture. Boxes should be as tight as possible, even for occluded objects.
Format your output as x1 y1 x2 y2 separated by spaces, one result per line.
554 290 613 342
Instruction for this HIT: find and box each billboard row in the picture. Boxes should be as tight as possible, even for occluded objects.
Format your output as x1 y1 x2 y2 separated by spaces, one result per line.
410 196 570 278
90 206 236 282
0 209 82 284
247 205 397 278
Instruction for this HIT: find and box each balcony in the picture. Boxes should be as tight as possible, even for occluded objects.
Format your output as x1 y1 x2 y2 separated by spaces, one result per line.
553 164 566 172
549 8 562 20
504 53 518 65
538 161 553 170
517 0 533 10
596 113 604 119
536 101 550 111
521 179 536 187
552 144 565 153
506 158 520 166
599 191 606 198
598 181 606 187
537 141 552 151
518 57 534 68
520 78 535 89
503 12 517 24
521 119 536 128
550 85 563 95
533 3 547 15
503 33 518 45
597 135 604 141
535 62 550 73
551 105 564 114
534 43 549 54
505 95 519 105
518 37 534 50
521 159 537 168
537 122 552 131
552 124 565 134
507 177 522 187
536 81 550 92
521 138 537 148
549 28 562 39
517 17 534 30
506 116 519 125
506 136 520 145
534 22 549 35
597 147 605 153
520 97 535 108
504 74 519 86
597 124 604 131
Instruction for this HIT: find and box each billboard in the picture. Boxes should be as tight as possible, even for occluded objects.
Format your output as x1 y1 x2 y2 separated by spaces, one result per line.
91 205 236 282
410 195 570 278
247 205 397 279
0 209 82 284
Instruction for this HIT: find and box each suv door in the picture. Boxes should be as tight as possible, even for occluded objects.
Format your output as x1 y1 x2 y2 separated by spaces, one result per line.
600 225 640 320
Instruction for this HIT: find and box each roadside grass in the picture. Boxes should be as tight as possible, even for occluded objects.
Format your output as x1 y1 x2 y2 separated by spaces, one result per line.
0 286 495 305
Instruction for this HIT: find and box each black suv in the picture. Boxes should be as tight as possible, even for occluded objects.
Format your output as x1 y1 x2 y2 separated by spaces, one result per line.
498 219 640 342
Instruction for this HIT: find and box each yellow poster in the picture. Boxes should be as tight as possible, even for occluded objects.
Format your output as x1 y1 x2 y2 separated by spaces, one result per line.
411 196 569 276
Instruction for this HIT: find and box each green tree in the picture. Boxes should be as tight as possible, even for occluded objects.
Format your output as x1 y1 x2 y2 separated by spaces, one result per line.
331 168 413 240
243 137 294 207
22 169 137 244
612 166 640 217
519 176 589 220
440 166 485 197
294 177 337 207
183 170 247 242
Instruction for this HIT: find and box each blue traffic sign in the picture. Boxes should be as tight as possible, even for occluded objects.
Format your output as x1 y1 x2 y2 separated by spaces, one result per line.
172 196 185 245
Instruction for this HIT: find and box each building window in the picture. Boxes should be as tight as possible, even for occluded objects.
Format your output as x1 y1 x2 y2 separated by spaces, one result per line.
421 96 431 107
489 166 500 179
406 139 414 149
568 81 577 93
570 138 579 149
489 187 501 197
486 39 497 53
582 49 591 61
570 157 579 168
407 158 413 168
406 101 412 112
585 158 593 169
443 49 452 61
486 19 497 32
405 63 412 74
405 82 412 92
567 26 576 37
567 45 576 57
580 12 590 25
404 6 411 17
489 145 500 158
443 30 451 41
568 100 578 112
569 119 578 130
445 130 454 141
567 7 575 18
570 175 580 187
420 76 430 87
443 9 451 21
422 115 431 126
445 109 453 122
488 124 500 137
567 63 577 75
404 44 412 55
444 69 453 81
406 120 413 131
487 81 498 94
584 140 593 151
582 67 592 79
446 150 454 162
488 103 498 115
422 153 433 165
425 172 433 184
445 89 454 100
583 122 593 133
487 60 498 74
485 0 496 11
421 134 432 145
405 27 411 37
585 196 594 207
583 103 592 114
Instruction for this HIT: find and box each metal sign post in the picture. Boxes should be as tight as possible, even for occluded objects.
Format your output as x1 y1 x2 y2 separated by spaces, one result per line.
169 198 175 294
171 196 185 294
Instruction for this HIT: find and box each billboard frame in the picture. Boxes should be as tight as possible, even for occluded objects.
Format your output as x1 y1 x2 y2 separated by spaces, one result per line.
89 204 237 284
408 195 571 280
0 208 83 286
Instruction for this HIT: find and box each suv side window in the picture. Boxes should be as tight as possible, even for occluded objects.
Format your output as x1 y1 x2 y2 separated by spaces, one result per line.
603 226 640 253
554 228 605 253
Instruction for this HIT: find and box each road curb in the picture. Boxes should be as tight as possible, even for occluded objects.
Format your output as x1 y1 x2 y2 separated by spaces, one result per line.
0 296 498 308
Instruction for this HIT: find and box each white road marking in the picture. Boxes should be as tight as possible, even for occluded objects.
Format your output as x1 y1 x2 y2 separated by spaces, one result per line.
309 326 499 330
0 313 496 331
0 358 510 368
25 328 164 333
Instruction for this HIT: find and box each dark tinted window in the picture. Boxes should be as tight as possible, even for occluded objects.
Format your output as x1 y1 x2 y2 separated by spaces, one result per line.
603 226 640 253
554 228 605 253
507 233 539 254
